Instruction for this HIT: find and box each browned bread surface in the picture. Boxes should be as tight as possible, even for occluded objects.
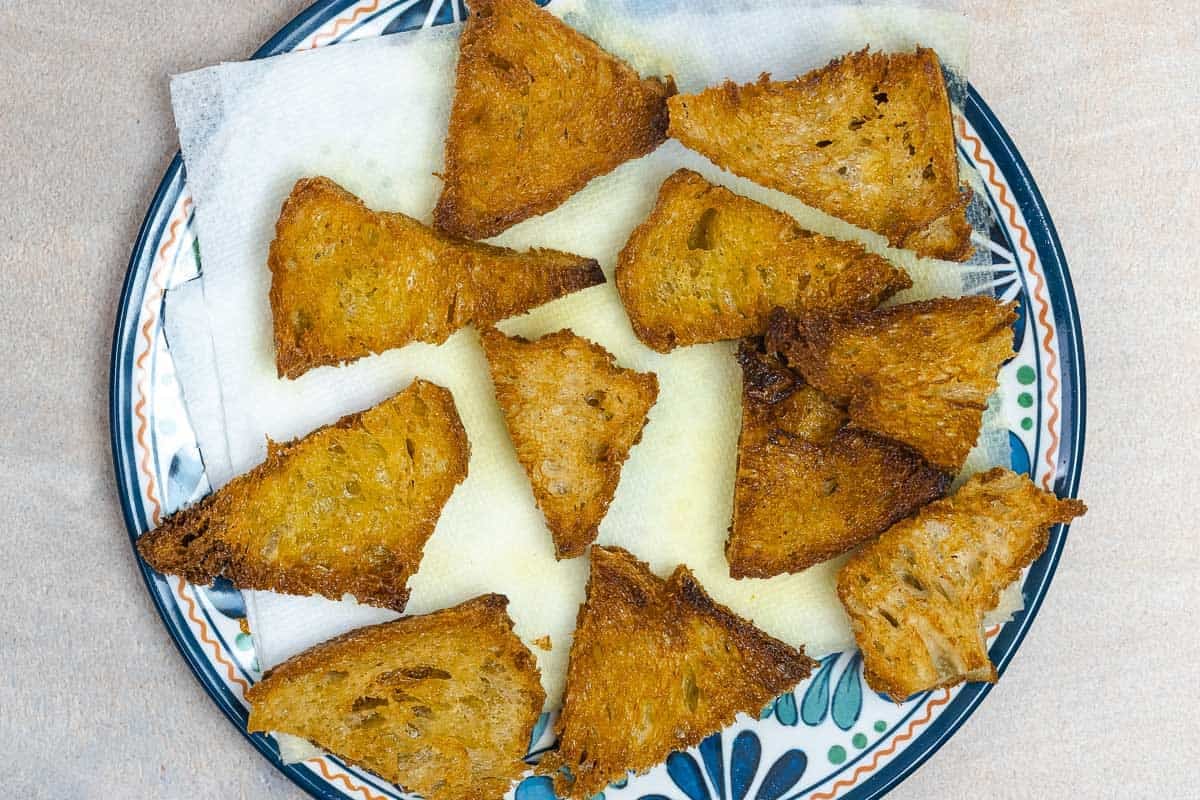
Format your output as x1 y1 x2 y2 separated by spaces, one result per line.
728 342 949 577
837 468 1086 701
481 328 658 559
268 176 603 379
539 546 816 799
247 594 545 800
668 47 973 260
137 380 469 610
767 296 1016 471
434 0 675 239
615 169 911 352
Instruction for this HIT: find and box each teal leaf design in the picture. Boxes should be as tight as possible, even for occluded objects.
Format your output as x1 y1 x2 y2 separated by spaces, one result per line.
831 654 863 731
800 656 838 726
772 692 798 726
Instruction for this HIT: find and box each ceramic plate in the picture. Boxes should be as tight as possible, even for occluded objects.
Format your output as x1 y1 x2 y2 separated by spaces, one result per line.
110 2 1085 798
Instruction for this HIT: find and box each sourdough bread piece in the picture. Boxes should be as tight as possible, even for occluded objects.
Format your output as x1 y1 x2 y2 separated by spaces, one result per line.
540 546 816 799
137 379 468 610
481 328 658 559
767 297 1016 471
434 0 675 239
268 176 603 379
616 169 911 352
247 594 545 800
668 48 973 260
837 468 1085 700
728 341 948 577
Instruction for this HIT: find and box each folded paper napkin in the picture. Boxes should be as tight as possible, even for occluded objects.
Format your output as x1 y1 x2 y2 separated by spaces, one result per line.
164 0 1016 707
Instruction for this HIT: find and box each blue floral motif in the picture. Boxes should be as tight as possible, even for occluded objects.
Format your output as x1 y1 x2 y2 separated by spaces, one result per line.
516 775 557 800
166 444 205 509
797 654 863 731
202 576 246 619
644 731 806 800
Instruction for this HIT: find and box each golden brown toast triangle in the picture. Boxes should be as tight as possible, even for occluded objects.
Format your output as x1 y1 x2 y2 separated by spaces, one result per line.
268 176 604 379
539 546 816 799
136 379 469 610
837 468 1086 701
433 0 676 239
616 169 912 352
480 328 658 559
766 297 1016 472
247 594 545 800
728 341 949 578
668 47 974 260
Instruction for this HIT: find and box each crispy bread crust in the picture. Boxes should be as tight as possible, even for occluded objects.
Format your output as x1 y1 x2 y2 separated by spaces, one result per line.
727 341 948 577
136 380 469 610
247 594 545 800
767 297 1017 471
616 169 911 352
433 0 676 239
540 546 815 799
481 328 658 559
837 468 1086 701
668 48 973 260
268 176 604 379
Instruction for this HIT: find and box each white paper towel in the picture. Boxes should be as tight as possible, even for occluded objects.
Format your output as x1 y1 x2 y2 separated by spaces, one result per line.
164 0 1013 708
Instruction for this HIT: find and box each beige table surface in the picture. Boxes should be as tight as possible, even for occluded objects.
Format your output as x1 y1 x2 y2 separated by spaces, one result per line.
2 1 1198 797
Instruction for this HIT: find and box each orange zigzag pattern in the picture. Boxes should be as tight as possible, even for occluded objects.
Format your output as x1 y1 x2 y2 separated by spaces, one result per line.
309 758 391 800
174 577 251 694
134 195 193 525
132 197 252 697
809 688 952 800
308 0 382 49
957 117 1061 491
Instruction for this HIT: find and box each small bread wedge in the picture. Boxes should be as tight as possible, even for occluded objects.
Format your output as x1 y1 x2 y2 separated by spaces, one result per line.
481 328 658 559
268 177 604 379
137 380 468 610
539 546 816 799
668 48 973 260
247 594 545 800
766 297 1016 471
837 468 1086 701
616 169 912 352
434 0 676 239
728 341 948 578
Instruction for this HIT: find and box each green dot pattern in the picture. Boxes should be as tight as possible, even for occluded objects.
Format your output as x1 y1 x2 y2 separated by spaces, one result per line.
828 745 847 765
1017 365 1036 385
235 632 253 651
874 720 887 733
1021 417 1034 431
852 733 868 749
1018 392 1034 408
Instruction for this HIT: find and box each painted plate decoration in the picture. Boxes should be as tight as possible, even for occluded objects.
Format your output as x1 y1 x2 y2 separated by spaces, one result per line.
110 2 1085 799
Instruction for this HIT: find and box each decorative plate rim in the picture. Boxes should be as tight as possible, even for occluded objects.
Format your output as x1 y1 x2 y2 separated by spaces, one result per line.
109 3 1086 799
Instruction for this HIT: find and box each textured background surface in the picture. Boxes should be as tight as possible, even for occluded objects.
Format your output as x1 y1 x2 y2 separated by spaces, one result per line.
1 1 1197 798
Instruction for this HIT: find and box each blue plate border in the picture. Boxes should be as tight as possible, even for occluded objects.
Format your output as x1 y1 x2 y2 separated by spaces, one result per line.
109 5 1086 798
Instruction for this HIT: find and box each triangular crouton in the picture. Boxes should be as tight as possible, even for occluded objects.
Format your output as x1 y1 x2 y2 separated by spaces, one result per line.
433 0 675 239
247 594 545 800
766 297 1016 471
727 341 948 578
539 546 816 799
268 177 604 379
615 169 912 352
837 468 1086 700
481 329 658 559
668 48 974 260
137 380 469 610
